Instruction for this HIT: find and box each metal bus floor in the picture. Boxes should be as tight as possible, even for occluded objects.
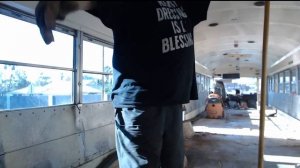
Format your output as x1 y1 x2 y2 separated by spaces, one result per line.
184 108 300 168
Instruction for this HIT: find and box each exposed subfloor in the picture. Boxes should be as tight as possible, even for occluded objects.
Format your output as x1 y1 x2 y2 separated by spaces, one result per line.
184 108 300 168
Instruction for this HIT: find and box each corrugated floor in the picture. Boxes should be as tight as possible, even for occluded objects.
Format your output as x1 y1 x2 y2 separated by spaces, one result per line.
184 108 300 168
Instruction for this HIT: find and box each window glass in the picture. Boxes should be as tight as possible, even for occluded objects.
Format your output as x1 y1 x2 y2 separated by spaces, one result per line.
0 14 73 68
269 76 273 91
298 66 300 95
83 40 103 72
82 39 114 103
224 77 257 95
209 78 214 92
196 74 201 93
103 47 113 101
279 72 284 93
104 46 113 74
103 74 113 101
284 70 290 94
0 64 73 110
200 75 205 91
291 69 296 95
82 73 103 103
205 76 210 91
0 12 74 111
274 74 278 93
271 76 275 92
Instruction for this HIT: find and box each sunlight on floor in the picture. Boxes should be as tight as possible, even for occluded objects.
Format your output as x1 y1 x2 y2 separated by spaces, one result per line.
264 154 300 167
264 154 300 164
192 126 300 140
193 109 300 140
193 126 258 136
273 164 300 168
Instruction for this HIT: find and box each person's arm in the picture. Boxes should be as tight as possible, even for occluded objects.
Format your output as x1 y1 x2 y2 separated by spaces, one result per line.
35 1 97 44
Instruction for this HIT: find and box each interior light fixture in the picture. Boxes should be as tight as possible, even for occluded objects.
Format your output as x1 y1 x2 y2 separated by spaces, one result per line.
234 40 238 48
208 22 218 27
254 1 265 6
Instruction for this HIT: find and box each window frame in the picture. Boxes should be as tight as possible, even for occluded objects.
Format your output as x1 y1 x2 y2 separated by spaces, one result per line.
81 34 114 103
0 4 114 111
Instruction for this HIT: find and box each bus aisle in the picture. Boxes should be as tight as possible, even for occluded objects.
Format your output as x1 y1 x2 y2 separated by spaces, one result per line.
184 108 300 168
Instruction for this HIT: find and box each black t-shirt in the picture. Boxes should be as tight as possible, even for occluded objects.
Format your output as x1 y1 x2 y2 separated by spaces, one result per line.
86 1 210 107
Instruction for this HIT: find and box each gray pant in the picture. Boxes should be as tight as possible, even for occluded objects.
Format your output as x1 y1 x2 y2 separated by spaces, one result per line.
115 105 184 168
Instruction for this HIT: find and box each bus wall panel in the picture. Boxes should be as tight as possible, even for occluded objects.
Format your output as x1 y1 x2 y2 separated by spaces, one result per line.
83 124 115 162
2 134 83 168
291 95 300 120
0 102 116 168
268 92 300 121
0 105 78 154
270 93 291 113
80 102 115 131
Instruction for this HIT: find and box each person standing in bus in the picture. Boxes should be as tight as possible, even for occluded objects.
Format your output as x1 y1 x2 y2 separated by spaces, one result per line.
235 89 242 107
35 1 210 167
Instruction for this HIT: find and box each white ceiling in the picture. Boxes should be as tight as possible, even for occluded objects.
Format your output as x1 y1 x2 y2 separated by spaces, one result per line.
194 1 300 77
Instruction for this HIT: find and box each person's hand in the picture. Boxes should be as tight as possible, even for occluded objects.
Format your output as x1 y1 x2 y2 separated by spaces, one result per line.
35 1 60 44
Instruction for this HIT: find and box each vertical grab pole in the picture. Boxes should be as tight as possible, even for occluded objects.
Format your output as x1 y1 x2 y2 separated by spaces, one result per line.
258 1 270 168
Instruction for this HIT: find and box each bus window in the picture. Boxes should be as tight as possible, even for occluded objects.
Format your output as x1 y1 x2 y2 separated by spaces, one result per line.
291 68 296 95
0 13 74 110
284 70 290 94
279 72 284 93
82 38 113 103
